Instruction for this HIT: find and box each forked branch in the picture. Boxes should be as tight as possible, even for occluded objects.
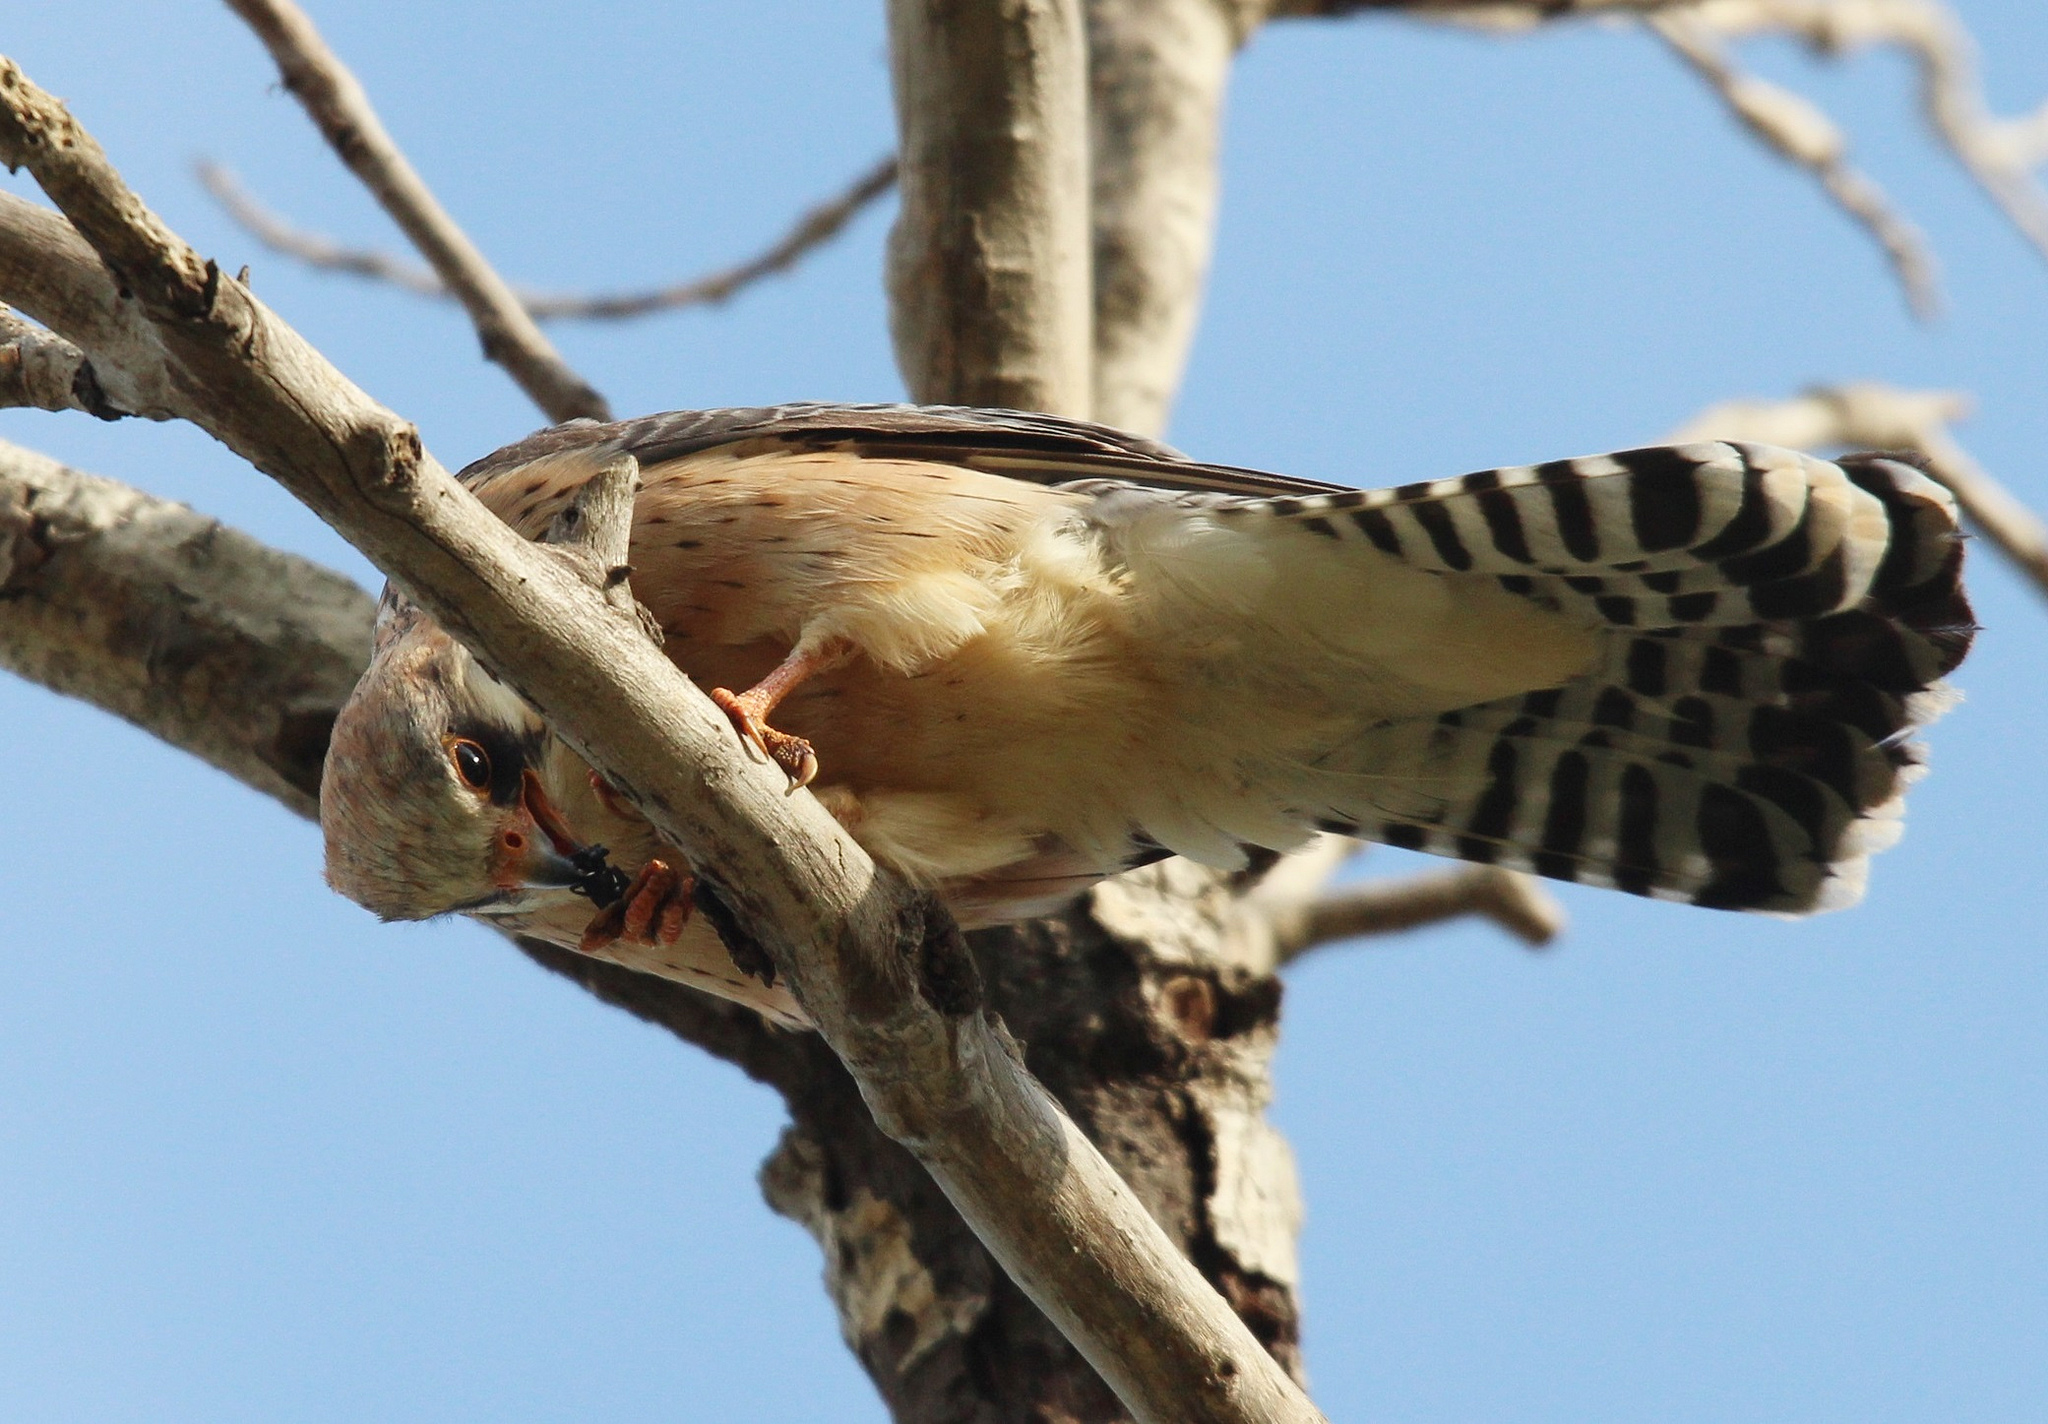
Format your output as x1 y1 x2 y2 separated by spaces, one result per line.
221 0 609 421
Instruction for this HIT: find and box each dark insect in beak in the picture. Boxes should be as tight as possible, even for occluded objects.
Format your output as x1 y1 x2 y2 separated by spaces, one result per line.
566 845 631 910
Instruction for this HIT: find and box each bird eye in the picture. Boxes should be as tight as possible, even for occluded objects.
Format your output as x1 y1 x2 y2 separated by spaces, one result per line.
449 738 492 790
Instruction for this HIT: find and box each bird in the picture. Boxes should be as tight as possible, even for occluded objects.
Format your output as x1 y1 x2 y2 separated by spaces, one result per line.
319 403 1975 1028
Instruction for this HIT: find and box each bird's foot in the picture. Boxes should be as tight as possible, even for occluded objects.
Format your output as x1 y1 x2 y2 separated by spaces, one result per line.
587 770 636 820
710 686 819 790
579 858 693 952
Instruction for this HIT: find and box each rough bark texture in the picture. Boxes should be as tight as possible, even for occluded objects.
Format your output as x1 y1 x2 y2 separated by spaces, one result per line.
1088 0 1241 436
0 438 374 817
758 862 1307 1423
886 0 1094 416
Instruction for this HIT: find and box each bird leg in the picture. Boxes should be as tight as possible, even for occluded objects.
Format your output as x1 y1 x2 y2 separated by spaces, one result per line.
709 637 851 789
579 858 693 953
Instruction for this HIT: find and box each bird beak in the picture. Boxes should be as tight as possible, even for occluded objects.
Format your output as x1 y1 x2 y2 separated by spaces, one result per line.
498 769 595 890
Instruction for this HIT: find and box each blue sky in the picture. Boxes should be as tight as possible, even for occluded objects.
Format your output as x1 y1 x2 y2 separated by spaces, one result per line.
3 3 2044 1420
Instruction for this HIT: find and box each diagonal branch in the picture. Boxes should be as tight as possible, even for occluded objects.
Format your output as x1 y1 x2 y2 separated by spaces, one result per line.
1668 381 2048 602
221 0 609 421
1683 0 2048 273
0 437 374 814
1652 9 1940 317
0 53 1321 1424
198 155 900 322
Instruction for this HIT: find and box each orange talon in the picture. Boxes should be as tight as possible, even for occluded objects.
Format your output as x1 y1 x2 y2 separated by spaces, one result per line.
707 637 848 790
579 858 693 953
710 686 820 789
587 770 637 821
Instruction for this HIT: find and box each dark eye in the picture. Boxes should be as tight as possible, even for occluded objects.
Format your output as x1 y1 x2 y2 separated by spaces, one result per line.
449 738 492 790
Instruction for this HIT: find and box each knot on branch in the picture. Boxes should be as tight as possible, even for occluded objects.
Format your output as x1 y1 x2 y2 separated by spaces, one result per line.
908 892 982 1018
539 453 664 643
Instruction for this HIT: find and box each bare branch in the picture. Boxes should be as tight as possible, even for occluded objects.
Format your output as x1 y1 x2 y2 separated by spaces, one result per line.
1266 865 1565 964
885 0 1094 417
0 437 375 817
1086 0 1242 436
0 193 183 418
0 302 128 418
1653 10 1940 318
1669 381 2048 601
1265 0 1757 28
220 0 609 421
1685 0 2048 272
198 155 900 322
1279 1 2048 289
0 54 1321 1424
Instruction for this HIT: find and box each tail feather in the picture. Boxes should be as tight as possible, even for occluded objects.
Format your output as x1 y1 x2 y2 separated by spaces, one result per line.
1214 444 1973 913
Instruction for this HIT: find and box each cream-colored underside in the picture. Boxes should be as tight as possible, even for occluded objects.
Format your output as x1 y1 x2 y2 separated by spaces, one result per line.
471 445 1598 904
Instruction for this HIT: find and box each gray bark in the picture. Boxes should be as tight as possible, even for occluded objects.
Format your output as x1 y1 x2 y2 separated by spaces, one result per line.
0 438 373 817
886 0 1095 416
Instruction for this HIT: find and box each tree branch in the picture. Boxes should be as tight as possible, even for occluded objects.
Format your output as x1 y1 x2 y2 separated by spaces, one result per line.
197 155 900 322
220 0 609 421
1086 0 1244 436
0 193 184 419
1652 9 1940 318
0 302 128 418
885 0 1094 417
0 53 1321 1424
1265 864 1565 964
1668 381 2048 601
0 437 373 815
1684 0 2048 274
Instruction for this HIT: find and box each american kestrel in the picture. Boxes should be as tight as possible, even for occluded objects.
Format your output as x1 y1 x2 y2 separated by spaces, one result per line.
320 404 1974 1027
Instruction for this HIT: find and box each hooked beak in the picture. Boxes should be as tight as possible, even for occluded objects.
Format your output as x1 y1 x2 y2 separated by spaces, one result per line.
510 769 588 887
491 769 630 908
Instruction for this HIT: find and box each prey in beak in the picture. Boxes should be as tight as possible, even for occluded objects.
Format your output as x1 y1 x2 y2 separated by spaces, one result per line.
490 767 631 910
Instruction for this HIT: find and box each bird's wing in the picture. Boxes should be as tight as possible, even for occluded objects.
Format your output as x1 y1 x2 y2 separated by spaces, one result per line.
456 401 1351 500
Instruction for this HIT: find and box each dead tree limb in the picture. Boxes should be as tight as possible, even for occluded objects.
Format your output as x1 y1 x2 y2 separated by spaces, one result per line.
221 0 609 421
1652 9 1940 317
885 0 1094 416
198 155 900 322
0 438 373 815
1087 0 1247 436
0 303 128 419
0 52 1321 1424
1267 864 1565 963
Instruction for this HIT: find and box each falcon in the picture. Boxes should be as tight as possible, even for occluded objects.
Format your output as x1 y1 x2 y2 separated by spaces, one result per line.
320 404 1974 1027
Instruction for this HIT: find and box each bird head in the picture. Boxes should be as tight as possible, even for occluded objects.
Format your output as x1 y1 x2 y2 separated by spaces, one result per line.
320 596 620 922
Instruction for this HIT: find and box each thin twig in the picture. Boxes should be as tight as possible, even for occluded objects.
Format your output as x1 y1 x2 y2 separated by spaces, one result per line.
199 156 899 321
1267 865 1565 965
1683 0 2048 272
1669 381 2048 602
221 0 609 422
1653 10 1941 318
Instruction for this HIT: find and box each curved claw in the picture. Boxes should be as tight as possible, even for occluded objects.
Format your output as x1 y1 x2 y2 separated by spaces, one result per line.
710 686 819 790
579 858 693 953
